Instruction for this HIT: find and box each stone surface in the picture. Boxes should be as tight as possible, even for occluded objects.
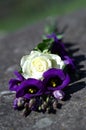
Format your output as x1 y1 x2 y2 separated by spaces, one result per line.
0 9 86 130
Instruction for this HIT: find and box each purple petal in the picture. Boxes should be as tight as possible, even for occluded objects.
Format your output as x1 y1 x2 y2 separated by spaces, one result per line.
47 33 58 42
57 73 70 90
9 79 20 91
47 33 67 58
64 56 75 70
43 68 65 81
43 68 70 92
9 71 25 92
16 78 44 99
14 71 25 81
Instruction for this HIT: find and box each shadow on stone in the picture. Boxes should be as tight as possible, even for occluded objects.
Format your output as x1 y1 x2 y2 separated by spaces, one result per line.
63 42 86 101
64 81 86 101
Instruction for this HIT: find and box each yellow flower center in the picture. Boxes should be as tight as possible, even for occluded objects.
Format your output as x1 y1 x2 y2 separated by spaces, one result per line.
32 57 48 72
51 79 57 87
28 88 38 94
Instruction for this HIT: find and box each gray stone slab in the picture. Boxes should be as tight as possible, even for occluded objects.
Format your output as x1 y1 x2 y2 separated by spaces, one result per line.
0 9 86 130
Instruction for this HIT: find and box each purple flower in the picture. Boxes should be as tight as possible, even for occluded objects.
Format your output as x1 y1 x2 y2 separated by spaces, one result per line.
43 68 70 93
47 33 75 70
53 90 65 99
47 33 67 59
16 78 44 99
9 71 25 91
64 56 75 70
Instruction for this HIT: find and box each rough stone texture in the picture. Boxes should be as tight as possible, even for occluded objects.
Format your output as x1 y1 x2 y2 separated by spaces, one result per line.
0 9 86 130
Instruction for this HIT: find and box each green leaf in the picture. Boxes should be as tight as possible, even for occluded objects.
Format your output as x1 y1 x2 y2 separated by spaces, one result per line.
56 34 63 40
34 38 54 52
18 68 22 73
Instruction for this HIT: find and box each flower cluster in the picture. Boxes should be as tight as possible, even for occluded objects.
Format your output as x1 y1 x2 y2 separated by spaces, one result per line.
9 33 75 116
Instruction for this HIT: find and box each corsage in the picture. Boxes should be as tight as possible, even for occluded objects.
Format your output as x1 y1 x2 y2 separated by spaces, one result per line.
9 30 75 116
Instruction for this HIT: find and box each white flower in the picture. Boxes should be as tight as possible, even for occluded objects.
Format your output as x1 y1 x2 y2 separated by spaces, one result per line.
20 51 65 79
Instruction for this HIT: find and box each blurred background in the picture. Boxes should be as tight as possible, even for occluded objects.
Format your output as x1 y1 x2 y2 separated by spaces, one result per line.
0 0 86 33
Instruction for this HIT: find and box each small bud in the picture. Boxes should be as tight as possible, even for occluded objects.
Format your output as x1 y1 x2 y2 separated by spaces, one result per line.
46 97 50 103
43 101 47 106
53 90 65 100
41 102 47 110
17 97 25 107
13 97 25 109
46 107 51 113
53 100 58 110
38 106 42 111
24 103 29 108
23 108 31 117
29 98 36 108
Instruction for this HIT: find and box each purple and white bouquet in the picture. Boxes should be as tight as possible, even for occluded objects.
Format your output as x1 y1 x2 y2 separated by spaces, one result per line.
9 32 75 116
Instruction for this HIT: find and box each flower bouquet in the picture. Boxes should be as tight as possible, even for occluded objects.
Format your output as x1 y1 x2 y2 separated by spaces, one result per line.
9 26 75 116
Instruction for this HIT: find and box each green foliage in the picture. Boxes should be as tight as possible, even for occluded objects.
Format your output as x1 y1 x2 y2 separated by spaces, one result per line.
0 0 86 31
19 68 22 74
57 34 63 40
34 38 54 52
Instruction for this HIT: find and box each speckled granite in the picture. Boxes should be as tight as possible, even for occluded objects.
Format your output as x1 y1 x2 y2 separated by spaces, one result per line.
0 9 86 130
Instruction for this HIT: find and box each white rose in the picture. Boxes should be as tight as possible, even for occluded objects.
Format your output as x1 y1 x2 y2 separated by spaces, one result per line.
20 51 65 79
